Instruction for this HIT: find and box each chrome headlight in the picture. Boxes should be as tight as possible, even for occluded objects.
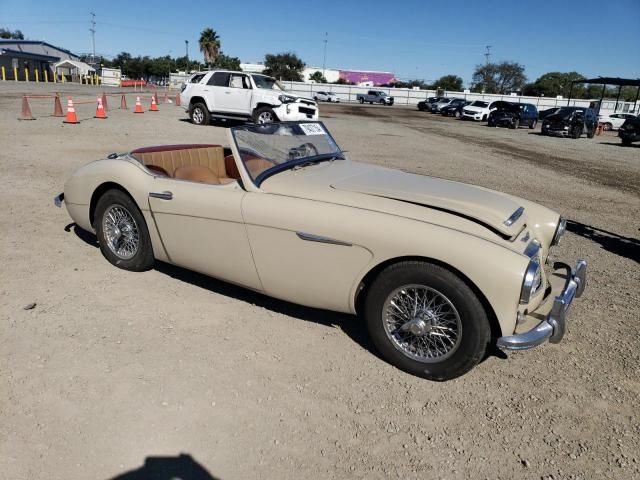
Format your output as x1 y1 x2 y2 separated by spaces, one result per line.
278 94 297 104
551 217 567 246
520 260 542 304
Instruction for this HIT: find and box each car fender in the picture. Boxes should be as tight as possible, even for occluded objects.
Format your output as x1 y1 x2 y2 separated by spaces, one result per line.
63 157 168 261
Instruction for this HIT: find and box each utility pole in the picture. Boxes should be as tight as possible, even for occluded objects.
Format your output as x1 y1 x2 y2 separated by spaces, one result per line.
89 12 96 65
185 40 189 72
484 45 492 64
322 32 328 79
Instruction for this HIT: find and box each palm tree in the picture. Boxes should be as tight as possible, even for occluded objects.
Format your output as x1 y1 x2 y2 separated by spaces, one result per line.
199 28 221 68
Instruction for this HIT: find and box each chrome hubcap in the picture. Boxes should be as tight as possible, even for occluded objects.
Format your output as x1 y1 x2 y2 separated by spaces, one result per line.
258 111 273 123
193 108 204 123
383 285 462 363
103 205 139 260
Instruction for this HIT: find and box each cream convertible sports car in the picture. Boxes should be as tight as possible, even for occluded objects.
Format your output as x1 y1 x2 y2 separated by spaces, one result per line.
56 121 587 380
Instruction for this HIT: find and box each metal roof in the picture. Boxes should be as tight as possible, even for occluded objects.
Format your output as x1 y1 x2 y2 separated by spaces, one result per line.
0 39 78 59
0 48 60 62
572 77 640 87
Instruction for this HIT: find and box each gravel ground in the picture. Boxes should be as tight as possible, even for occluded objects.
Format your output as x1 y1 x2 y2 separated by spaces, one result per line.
1 83 639 480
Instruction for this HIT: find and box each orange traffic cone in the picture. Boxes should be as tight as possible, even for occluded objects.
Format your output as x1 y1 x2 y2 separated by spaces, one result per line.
19 95 36 120
134 96 144 113
53 94 64 117
175 94 181 106
94 97 107 119
63 98 79 124
120 94 128 109
149 95 159 112
101 92 108 113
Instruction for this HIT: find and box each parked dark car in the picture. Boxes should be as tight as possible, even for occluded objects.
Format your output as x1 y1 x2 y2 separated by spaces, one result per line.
539 107 561 120
487 101 538 129
417 96 445 112
618 115 640 146
440 99 471 118
541 107 597 139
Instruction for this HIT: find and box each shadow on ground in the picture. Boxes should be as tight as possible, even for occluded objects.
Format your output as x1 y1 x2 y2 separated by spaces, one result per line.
567 220 640 263
107 454 219 480
178 118 248 128
598 141 640 148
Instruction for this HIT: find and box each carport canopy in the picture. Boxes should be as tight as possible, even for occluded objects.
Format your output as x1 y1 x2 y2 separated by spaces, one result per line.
54 60 95 76
567 76 640 114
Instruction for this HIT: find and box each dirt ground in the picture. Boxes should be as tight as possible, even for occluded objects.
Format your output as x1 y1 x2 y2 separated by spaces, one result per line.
1 83 639 480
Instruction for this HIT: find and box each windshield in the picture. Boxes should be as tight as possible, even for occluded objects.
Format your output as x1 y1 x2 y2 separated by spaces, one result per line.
251 74 283 90
555 107 582 119
231 122 344 186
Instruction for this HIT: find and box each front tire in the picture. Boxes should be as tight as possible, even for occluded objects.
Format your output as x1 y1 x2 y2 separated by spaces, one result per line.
94 189 154 271
190 102 210 126
364 261 491 381
529 119 537 129
571 125 582 139
253 106 277 124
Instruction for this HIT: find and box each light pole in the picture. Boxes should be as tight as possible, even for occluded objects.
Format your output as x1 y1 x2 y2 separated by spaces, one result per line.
185 40 189 72
322 32 328 79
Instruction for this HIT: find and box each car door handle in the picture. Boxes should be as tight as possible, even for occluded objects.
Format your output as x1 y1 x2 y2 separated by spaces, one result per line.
149 191 173 200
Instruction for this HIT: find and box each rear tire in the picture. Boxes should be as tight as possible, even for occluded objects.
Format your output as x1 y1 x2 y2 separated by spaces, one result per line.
94 189 154 272
511 118 520 129
529 119 537 129
359 97 364 104
190 102 209 126
454 110 461 118
364 261 491 381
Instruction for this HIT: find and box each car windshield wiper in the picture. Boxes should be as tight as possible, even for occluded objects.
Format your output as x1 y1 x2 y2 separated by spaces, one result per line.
290 153 345 170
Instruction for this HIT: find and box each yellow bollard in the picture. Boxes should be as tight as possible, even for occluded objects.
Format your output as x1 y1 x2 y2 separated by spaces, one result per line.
35 69 39 82
44 69 48 83
25 67 29 81
14 67 18 81
62 73 65 83
53 71 57 83
1 66 5 81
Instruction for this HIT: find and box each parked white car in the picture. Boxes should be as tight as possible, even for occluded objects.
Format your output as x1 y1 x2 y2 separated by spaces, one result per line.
314 91 340 103
462 100 499 121
180 70 319 124
598 113 636 131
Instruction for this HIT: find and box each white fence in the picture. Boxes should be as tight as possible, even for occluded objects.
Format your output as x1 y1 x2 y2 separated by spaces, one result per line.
282 80 637 113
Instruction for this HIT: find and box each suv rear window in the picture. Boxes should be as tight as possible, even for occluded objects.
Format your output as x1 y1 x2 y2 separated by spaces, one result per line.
208 72 231 86
189 74 206 84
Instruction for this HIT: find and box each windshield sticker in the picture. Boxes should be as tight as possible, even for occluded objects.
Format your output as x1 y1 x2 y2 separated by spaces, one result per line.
299 123 325 135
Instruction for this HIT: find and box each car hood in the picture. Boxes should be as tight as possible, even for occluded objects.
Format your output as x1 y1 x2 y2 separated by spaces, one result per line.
463 105 486 113
260 161 526 239
544 113 571 123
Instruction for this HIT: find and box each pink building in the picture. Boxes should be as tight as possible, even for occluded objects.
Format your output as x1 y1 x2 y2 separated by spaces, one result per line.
339 70 397 86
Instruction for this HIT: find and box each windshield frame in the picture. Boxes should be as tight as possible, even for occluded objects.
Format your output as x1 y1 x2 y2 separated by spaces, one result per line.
230 121 346 188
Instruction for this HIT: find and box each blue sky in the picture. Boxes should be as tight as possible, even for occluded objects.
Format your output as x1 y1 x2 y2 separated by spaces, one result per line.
2 0 639 85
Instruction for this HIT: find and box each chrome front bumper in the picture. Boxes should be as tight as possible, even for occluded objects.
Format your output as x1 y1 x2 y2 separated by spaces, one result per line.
497 260 587 350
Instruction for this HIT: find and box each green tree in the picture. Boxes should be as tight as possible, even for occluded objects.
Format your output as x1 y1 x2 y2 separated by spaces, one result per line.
522 71 585 97
309 71 327 83
333 77 354 85
0 27 24 39
199 28 221 67
212 52 241 71
263 52 305 81
472 61 527 94
430 74 464 91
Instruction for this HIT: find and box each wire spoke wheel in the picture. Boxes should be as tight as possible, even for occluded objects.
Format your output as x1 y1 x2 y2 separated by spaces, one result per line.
382 284 462 363
102 205 140 260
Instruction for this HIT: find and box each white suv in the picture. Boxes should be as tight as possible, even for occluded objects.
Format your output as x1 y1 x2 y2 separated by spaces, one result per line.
180 70 319 125
462 100 499 121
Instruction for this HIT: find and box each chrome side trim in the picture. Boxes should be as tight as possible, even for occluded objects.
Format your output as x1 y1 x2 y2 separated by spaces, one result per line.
504 206 525 226
296 232 352 247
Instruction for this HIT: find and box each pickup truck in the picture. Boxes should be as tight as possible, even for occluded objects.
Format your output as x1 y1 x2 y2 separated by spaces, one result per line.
180 70 319 125
356 90 394 106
